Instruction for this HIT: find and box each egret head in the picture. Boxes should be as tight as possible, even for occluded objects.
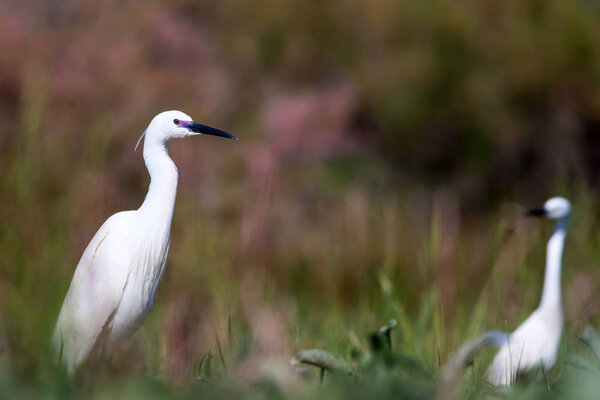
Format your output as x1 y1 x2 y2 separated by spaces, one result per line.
136 110 237 150
528 197 571 219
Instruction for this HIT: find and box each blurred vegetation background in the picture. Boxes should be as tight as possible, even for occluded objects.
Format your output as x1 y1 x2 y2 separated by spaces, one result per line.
1 0 600 397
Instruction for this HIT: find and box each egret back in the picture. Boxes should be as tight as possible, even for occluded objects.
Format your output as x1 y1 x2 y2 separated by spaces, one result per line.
486 308 562 385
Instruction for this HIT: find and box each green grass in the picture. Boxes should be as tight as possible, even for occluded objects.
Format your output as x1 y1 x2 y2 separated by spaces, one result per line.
2 112 600 396
2 181 600 398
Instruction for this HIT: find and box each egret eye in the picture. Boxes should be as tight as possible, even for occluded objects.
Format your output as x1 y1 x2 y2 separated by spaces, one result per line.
173 119 180 125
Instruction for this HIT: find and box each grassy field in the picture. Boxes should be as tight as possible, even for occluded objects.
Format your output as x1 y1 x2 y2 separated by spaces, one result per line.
2 170 600 398
2 0 600 398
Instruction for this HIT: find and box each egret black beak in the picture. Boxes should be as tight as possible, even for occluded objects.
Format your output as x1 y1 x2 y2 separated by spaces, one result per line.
184 121 237 140
526 208 548 217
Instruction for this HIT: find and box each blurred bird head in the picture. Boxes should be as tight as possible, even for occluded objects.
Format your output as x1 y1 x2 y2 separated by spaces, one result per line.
136 110 237 150
527 197 571 219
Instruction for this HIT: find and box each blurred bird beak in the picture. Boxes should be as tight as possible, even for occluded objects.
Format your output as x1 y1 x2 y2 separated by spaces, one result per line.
526 208 547 217
184 121 237 140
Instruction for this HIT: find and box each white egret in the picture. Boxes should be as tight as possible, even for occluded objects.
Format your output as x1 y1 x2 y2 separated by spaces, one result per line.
53 110 236 372
487 197 571 385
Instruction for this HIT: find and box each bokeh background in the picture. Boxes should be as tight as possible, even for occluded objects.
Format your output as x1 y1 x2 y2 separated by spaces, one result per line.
1 0 600 396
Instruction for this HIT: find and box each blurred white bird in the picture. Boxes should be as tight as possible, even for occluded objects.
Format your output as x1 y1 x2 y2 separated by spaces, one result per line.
53 110 236 372
487 197 571 385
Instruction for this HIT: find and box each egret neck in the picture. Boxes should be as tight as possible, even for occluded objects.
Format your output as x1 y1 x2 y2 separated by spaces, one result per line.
139 137 178 217
539 216 568 311
135 135 178 303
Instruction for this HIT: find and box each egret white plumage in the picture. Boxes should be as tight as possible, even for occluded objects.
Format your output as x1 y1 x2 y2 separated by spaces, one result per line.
487 197 571 385
53 110 236 372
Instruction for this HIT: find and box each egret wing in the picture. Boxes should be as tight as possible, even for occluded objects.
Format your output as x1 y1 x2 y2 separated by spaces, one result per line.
53 212 133 372
487 310 560 385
